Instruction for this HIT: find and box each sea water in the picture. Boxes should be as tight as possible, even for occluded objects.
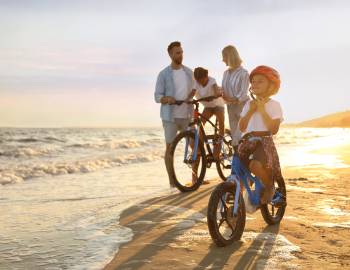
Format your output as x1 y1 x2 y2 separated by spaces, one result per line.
1 127 349 269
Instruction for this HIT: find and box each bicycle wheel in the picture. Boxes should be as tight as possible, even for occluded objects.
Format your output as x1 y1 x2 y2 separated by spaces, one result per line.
207 181 246 247
260 176 287 225
169 130 206 192
216 129 233 181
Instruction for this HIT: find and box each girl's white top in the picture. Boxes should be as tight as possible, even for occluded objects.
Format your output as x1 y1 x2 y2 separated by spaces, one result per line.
193 77 225 108
240 99 284 134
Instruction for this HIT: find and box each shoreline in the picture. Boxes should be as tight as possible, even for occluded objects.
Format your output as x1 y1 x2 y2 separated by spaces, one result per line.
104 144 350 269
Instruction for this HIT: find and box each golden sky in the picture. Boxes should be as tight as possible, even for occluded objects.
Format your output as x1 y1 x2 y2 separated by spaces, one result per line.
0 0 349 127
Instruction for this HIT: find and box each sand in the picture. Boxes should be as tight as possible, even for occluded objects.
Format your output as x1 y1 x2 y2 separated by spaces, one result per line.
104 145 350 270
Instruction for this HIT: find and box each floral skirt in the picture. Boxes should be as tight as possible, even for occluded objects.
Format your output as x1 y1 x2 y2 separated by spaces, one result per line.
238 135 283 184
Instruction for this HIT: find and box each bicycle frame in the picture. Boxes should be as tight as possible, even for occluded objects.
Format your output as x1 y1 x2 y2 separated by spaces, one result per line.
184 102 221 162
225 138 265 217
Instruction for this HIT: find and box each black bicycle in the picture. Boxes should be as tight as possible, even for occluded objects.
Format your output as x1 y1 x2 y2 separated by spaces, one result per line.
168 96 233 192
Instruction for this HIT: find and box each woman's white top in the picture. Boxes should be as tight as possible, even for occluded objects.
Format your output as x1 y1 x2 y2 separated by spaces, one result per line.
222 66 250 103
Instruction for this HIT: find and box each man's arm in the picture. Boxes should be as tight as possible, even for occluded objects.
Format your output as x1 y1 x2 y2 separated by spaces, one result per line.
154 72 175 104
154 72 165 103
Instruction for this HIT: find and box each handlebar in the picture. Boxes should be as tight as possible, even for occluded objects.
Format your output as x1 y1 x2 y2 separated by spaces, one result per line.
174 95 220 106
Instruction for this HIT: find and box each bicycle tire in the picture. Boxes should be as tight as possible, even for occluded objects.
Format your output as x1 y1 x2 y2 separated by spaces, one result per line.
207 181 246 246
216 129 233 181
260 176 287 225
169 131 207 192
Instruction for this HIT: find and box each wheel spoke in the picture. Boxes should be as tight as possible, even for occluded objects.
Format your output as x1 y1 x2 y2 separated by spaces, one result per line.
220 197 228 211
225 219 235 232
218 218 226 228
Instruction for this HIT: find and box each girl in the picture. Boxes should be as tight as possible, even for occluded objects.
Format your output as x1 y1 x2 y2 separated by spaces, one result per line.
238 65 285 205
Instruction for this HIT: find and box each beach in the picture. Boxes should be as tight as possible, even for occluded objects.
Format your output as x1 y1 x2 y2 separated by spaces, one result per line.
1 127 350 269
104 145 350 269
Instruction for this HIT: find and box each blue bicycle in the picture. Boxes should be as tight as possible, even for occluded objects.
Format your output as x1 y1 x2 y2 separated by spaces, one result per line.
207 136 287 246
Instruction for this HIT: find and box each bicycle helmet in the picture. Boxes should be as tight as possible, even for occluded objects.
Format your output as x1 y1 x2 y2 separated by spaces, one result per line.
249 65 281 94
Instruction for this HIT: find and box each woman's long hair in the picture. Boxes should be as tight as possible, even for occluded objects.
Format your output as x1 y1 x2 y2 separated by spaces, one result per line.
222 45 242 70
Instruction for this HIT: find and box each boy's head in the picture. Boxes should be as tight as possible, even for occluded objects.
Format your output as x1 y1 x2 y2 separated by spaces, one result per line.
167 41 183 65
194 67 209 86
249 66 281 97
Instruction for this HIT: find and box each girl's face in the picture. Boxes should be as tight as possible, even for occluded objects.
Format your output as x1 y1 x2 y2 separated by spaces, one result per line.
251 74 273 97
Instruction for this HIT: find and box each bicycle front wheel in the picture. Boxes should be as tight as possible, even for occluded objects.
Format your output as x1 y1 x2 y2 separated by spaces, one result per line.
169 131 206 192
216 129 233 181
207 181 246 246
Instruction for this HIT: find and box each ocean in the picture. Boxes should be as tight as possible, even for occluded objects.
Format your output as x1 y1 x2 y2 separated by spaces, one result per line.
1 127 349 269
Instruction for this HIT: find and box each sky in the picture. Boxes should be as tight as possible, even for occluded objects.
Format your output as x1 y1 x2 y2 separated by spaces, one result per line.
0 0 349 127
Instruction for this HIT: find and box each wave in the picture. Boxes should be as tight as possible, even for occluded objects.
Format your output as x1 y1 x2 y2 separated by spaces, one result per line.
0 147 59 158
68 139 161 150
44 136 66 143
4 137 66 144
0 151 163 185
16 138 39 143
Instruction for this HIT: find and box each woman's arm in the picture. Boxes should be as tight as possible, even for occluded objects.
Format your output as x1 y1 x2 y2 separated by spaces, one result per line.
223 94 239 104
212 84 222 97
236 70 250 102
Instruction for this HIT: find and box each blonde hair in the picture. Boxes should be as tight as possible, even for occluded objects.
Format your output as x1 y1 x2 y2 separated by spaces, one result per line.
222 45 242 70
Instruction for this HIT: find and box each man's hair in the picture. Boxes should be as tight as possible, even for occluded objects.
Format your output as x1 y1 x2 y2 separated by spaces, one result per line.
167 41 181 53
194 67 208 80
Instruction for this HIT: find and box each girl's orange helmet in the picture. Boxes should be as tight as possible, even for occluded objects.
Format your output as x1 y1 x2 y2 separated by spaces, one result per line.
249 66 281 94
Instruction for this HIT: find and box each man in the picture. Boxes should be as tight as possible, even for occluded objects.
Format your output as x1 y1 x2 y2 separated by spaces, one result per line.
154 41 194 187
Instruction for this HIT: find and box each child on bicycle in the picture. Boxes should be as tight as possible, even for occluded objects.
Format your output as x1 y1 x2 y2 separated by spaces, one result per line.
191 67 225 160
238 65 285 205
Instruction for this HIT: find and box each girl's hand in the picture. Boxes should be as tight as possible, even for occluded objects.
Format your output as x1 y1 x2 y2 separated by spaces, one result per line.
249 100 258 112
256 97 268 112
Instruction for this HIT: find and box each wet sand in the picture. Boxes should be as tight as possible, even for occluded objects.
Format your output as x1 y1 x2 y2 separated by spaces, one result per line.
104 145 350 270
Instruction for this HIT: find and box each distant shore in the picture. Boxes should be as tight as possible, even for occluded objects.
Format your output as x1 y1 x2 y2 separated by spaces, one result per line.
286 110 350 128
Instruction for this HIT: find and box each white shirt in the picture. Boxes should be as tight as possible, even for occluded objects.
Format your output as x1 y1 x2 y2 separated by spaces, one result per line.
240 99 284 135
193 77 225 108
222 66 249 102
173 68 190 118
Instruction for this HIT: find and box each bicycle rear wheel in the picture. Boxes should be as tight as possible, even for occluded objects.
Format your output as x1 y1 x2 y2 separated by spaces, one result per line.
216 129 233 181
260 176 287 225
207 181 246 246
169 131 206 192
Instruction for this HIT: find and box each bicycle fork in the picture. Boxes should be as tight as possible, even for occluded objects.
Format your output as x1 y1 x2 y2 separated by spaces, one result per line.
184 127 199 162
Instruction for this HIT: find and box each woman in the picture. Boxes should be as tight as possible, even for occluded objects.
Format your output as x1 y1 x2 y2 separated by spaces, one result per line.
221 45 250 147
